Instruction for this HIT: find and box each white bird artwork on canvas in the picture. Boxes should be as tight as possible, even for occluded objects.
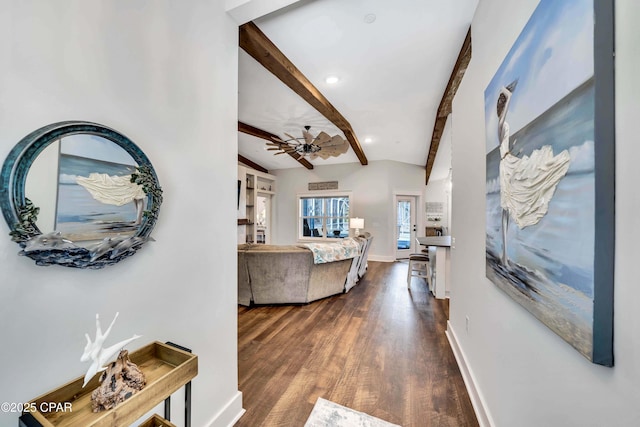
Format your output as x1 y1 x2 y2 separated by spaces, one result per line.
80 312 141 387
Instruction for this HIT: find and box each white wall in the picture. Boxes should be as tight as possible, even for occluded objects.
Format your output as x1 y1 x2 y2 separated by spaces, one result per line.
425 115 452 232
226 0 302 24
0 2 242 426
272 160 425 261
425 178 450 231
449 0 640 425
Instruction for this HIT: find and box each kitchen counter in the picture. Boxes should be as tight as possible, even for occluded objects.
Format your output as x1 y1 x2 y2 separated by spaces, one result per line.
417 236 451 248
417 236 451 299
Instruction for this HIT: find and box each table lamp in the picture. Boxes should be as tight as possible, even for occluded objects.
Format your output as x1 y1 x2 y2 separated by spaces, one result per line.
350 217 364 236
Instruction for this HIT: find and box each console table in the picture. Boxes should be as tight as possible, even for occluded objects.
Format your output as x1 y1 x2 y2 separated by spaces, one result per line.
417 236 451 299
18 341 197 427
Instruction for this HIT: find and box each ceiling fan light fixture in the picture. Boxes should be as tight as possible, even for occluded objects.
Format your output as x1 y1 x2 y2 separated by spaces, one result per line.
269 126 349 160
296 143 321 154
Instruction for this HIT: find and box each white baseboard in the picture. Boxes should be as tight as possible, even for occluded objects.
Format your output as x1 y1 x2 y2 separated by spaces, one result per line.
205 390 245 427
367 254 396 262
446 322 494 427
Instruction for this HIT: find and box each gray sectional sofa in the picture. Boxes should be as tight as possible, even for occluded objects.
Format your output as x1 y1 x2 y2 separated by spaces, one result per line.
238 234 372 306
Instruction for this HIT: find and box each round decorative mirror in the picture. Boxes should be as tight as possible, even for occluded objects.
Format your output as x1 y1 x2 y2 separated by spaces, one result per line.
0 121 162 268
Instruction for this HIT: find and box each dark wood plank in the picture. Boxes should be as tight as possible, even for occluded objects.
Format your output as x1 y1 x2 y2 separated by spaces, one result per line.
236 261 479 426
239 22 368 166
238 121 314 170
425 27 472 184
238 154 269 173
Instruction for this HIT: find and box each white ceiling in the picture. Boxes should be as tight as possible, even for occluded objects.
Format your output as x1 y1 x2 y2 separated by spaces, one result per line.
238 0 478 179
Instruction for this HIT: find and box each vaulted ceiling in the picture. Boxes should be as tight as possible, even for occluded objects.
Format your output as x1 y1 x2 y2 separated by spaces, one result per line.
238 0 478 181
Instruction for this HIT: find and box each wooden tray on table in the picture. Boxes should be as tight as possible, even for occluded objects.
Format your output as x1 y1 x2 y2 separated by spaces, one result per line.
19 341 197 427
139 414 178 427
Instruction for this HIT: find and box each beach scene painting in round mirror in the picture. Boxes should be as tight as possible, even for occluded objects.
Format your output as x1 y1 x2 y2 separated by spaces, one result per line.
0 121 162 268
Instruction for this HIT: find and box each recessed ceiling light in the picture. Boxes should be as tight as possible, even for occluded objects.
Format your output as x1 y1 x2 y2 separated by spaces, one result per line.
325 75 339 84
364 137 373 143
325 75 340 84
364 13 377 24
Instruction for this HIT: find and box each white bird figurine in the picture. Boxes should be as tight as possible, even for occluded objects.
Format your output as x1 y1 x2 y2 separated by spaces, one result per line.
80 312 141 387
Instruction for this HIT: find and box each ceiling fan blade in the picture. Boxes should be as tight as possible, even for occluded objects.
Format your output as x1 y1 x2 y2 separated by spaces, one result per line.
268 141 298 151
315 131 331 145
320 135 344 147
271 136 286 143
302 130 314 144
274 151 288 155
267 148 282 151
315 140 349 159
284 133 298 141
330 138 348 149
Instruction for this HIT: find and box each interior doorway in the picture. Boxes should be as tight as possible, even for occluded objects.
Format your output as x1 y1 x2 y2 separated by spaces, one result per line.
256 194 271 244
395 195 419 259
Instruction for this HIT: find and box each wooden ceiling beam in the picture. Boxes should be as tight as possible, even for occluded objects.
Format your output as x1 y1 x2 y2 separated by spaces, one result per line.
238 121 314 170
238 154 269 173
425 27 472 184
239 21 368 166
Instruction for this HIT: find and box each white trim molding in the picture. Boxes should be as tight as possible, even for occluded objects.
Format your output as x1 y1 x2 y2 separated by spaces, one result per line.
367 254 396 262
446 322 495 427
205 390 245 427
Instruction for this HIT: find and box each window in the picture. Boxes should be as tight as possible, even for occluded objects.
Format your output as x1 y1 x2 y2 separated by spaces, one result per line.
298 193 351 240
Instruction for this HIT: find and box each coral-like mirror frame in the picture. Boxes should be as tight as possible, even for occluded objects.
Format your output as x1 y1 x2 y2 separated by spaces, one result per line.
0 121 162 268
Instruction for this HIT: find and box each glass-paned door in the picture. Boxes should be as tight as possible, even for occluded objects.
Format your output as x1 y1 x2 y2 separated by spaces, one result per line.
396 196 416 258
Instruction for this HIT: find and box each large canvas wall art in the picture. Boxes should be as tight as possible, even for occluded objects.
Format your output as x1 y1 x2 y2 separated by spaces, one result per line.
484 0 614 365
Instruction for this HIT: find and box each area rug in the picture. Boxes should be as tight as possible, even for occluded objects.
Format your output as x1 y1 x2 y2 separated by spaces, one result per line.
304 397 400 427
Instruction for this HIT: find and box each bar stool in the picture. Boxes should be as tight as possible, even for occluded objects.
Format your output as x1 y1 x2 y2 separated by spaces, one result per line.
407 252 430 288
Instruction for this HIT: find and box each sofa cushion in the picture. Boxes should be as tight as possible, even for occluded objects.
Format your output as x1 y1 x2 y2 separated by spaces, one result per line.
306 258 353 302
244 247 313 304
238 250 252 306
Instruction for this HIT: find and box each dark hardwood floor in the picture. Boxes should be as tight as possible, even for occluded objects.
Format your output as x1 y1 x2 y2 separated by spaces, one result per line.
236 261 478 427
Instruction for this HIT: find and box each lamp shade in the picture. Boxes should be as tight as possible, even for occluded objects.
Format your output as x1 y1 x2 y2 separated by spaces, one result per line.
350 217 364 230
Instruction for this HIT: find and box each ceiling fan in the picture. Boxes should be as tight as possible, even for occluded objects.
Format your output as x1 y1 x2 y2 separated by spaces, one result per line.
266 126 349 160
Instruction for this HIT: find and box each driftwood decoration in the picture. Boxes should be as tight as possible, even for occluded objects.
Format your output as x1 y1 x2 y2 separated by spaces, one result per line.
91 349 146 412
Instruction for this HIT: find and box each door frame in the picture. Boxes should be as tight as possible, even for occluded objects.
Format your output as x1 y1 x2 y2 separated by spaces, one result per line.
393 191 424 259
256 193 272 244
